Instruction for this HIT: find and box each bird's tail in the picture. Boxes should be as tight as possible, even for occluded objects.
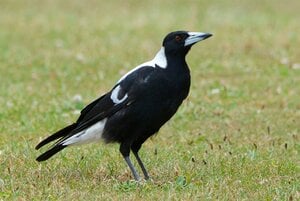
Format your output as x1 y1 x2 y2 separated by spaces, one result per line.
36 144 67 162
35 123 77 150
35 123 77 161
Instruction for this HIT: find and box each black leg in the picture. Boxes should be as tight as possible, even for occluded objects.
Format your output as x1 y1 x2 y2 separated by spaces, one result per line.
124 156 140 181
132 151 150 180
131 142 150 180
120 142 140 181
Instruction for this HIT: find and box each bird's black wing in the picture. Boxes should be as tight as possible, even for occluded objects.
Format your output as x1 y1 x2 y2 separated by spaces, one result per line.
76 93 106 122
58 66 156 141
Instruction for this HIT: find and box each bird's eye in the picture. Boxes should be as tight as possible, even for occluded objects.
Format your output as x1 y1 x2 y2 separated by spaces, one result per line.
175 35 182 42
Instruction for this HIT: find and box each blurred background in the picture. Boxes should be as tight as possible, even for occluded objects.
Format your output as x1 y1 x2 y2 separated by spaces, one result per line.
0 0 299 200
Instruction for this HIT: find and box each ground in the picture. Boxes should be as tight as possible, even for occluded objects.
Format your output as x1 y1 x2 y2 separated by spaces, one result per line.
0 0 299 200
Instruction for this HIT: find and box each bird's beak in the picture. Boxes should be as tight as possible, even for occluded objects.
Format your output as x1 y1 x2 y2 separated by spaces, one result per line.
184 32 212 47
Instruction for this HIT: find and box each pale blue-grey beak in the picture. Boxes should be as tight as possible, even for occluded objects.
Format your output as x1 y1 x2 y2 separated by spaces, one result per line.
184 32 212 46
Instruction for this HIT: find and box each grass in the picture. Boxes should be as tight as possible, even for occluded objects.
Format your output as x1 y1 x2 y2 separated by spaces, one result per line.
0 0 299 200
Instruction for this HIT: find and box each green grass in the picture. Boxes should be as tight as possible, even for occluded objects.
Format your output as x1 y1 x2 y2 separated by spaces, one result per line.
0 0 299 200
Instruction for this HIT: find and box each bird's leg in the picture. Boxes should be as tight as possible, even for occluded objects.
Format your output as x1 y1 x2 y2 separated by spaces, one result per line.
120 143 140 181
124 156 140 181
132 151 150 180
131 142 150 180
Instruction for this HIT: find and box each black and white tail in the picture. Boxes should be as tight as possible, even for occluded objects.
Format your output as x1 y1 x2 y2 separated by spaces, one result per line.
36 119 107 161
35 123 77 150
36 144 67 161
35 123 77 161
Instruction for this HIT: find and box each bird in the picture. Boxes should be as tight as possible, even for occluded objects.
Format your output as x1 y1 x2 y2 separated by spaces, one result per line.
35 30 212 181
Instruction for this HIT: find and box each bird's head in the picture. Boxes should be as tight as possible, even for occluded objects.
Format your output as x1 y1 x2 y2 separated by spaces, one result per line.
162 31 212 56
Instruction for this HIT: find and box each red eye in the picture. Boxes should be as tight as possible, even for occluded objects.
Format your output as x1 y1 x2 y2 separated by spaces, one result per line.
175 35 182 42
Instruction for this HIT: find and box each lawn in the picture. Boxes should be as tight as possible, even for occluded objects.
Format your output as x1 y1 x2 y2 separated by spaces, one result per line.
0 0 299 200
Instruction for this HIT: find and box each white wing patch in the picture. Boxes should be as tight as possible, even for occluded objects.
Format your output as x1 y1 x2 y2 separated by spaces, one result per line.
62 118 107 146
117 47 167 84
110 85 128 104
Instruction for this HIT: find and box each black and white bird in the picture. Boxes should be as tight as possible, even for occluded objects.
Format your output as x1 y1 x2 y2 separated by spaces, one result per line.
36 31 212 181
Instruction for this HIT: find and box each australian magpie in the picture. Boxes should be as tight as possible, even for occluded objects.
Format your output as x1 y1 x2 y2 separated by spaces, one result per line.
36 31 212 181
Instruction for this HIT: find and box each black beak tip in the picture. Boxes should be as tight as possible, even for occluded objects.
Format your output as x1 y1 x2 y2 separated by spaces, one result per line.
204 33 213 39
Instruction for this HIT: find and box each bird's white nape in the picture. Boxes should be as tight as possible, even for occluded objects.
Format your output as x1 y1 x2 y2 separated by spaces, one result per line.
116 47 167 84
62 118 107 146
137 47 167 69
110 85 128 104
152 47 167 68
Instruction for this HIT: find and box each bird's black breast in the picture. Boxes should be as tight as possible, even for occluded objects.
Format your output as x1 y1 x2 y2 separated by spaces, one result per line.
102 65 191 144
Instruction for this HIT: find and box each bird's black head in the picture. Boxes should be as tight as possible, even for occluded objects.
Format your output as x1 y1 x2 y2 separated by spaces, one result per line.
162 31 212 56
